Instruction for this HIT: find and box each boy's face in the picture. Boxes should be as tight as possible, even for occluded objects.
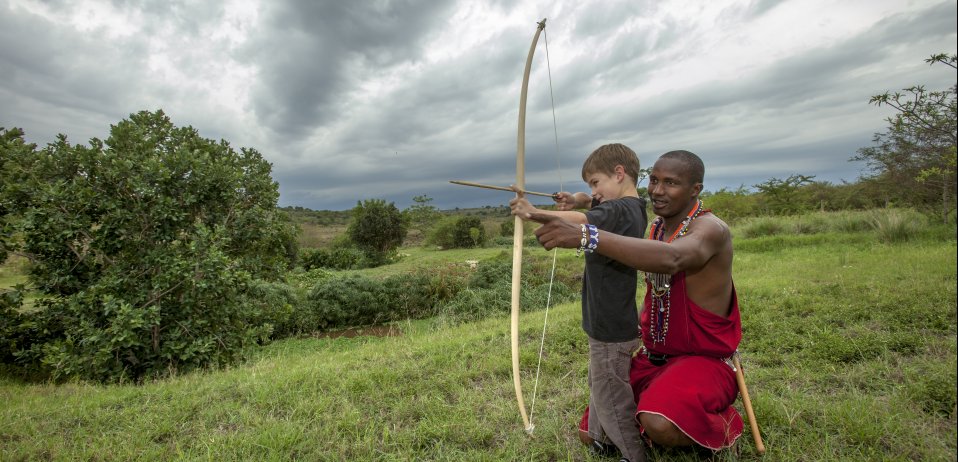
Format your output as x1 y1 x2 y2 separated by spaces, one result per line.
583 167 625 203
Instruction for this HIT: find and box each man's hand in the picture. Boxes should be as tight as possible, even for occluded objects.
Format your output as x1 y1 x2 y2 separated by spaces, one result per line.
528 212 583 250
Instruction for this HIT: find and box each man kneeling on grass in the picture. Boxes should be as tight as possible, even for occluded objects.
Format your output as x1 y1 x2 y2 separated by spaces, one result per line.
521 150 744 456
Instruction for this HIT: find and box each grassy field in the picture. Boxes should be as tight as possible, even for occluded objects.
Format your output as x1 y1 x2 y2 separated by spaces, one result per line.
1 217 956 461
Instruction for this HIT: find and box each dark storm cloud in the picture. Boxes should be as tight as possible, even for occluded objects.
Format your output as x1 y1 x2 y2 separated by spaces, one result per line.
245 0 459 139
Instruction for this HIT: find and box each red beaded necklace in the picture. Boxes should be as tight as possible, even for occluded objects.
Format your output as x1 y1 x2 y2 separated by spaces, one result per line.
648 199 708 243
645 200 710 344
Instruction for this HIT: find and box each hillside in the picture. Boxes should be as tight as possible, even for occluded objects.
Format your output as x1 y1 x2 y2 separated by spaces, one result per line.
2 220 955 460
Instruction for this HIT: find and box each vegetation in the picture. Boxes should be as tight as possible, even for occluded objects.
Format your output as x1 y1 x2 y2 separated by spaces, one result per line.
853 53 957 222
1 215 954 460
426 215 489 249
0 111 297 382
347 199 409 257
0 52 956 458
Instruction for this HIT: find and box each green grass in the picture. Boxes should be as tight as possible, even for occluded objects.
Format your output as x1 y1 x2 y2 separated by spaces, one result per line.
1 215 956 461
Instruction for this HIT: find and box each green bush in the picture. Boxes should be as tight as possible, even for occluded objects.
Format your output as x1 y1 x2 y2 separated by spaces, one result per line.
427 216 487 249
0 111 295 382
347 199 409 254
244 279 300 339
500 220 515 237
301 269 468 332
300 247 371 270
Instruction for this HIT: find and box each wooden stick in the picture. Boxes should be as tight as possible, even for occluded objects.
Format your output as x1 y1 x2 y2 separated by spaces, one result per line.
733 352 766 455
449 180 556 198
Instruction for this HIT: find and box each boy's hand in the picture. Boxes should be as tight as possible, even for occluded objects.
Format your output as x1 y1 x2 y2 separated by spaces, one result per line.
528 212 582 250
509 187 537 220
552 191 577 211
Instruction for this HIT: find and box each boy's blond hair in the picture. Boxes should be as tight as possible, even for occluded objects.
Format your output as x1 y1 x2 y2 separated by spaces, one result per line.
580 143 640 186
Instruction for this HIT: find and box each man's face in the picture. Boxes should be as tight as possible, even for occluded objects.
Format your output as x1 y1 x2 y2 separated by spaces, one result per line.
583 168 622 204
647 158 702 218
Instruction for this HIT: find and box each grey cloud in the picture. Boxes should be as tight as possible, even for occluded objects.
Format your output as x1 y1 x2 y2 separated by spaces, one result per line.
245 0 459 139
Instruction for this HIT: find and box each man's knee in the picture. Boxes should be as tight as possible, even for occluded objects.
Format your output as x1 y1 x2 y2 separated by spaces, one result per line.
638 413 692 447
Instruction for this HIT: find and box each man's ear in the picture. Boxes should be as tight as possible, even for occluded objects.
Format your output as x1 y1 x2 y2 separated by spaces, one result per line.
691 182 704 198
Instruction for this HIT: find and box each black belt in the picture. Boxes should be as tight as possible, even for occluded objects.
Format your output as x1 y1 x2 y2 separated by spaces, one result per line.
637 346 670 366
647 352 669 366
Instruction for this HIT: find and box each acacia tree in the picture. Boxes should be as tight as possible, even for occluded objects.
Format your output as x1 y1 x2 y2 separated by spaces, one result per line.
853 54 957 222
753 174 816 215
0 110 297 381
404 194 440 232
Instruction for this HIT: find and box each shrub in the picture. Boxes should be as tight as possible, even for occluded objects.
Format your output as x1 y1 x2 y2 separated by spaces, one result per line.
500 220 515 237
244 279 300 339
300 270 462 331
0 111 295 382
300 247 370 270
427 216 487 249
347 199 409 255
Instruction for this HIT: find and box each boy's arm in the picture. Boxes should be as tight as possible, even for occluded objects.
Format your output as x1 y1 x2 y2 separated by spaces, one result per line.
510 196 587 224
553 192 593 210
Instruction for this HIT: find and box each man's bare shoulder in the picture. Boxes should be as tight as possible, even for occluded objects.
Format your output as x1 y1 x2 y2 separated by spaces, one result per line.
691 212 730 240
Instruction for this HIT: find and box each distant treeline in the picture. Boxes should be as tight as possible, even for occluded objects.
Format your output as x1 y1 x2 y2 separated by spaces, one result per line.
282 172 954 230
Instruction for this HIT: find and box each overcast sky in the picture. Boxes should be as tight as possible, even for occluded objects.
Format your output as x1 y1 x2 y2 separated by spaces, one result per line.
2 0 956 210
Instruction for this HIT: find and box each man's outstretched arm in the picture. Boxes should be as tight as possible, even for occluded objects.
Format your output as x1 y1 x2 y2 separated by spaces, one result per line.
528 212 721 275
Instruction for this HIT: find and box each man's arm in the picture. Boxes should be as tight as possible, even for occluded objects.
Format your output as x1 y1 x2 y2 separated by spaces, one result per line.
529 212 724 274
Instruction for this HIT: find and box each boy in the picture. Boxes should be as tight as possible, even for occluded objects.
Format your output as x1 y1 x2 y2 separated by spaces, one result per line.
510 143 648 462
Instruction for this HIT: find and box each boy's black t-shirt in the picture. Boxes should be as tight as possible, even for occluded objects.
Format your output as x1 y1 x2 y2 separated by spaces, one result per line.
582 196 648 342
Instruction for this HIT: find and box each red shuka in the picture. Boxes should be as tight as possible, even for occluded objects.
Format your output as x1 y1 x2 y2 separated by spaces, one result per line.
579 271 743 450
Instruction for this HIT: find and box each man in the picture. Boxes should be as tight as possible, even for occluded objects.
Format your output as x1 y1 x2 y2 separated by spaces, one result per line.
523 150 743 452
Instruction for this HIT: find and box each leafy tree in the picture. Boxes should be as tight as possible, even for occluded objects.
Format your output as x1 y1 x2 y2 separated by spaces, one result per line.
853 53 957 222
0 110 296 381
753 174 816 215
0 128 32 263
404 194 440 231
347 199 409 257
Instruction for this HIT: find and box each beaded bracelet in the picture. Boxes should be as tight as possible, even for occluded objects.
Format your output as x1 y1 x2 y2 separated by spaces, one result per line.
576 224 599 255
586 224 599 252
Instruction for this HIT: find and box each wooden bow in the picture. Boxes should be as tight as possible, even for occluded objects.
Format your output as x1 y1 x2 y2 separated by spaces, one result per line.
511 18 546 434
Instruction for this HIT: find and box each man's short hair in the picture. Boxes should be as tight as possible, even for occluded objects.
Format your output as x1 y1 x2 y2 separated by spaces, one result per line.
659 150 704 184
581 143 640 185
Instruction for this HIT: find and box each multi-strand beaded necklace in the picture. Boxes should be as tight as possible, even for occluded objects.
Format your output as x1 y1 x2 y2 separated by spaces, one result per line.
645 199 709 344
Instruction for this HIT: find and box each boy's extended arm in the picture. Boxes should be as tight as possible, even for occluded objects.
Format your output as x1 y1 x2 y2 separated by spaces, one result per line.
511 196 587 224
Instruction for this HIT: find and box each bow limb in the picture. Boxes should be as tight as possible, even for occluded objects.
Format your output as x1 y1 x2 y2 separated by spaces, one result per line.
511 18 546 434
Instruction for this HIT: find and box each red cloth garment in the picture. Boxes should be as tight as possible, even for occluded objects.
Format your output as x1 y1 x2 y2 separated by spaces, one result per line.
579 271 743 451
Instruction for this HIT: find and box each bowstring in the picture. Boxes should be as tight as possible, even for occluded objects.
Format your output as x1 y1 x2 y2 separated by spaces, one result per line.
528 25 562 426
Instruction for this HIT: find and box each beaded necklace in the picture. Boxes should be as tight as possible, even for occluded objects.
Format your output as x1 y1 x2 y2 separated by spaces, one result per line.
645 200 709 344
